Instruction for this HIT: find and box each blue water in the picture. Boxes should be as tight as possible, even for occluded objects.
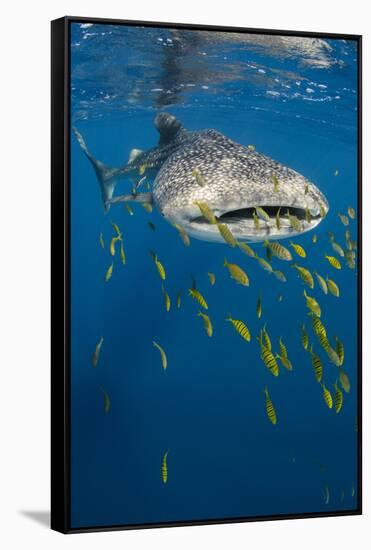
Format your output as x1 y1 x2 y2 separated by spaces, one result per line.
70 22 359 529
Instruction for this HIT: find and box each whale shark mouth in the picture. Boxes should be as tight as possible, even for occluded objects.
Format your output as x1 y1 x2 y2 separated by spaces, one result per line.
183 202 327 243
192 206 322 225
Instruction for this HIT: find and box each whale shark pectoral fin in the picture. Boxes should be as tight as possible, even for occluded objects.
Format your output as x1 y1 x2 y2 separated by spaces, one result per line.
73 127 120 213
154 113 183 146
108 192 153 205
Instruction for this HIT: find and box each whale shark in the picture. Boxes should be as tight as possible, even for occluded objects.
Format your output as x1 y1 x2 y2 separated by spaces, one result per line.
73 112 329 243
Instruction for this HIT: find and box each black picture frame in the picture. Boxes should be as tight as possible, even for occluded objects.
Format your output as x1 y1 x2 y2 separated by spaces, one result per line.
51 16 362 534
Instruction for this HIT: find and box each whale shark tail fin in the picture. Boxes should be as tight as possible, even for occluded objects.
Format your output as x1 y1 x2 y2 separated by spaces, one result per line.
73 127 119 213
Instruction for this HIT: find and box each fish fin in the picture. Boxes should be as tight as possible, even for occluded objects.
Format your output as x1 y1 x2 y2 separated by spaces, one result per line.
154 112 184 146
108 192 153 205
127 148 143 164
73 127 120 213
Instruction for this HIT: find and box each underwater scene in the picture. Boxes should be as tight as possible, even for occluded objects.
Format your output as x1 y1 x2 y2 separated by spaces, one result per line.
70 22 359 529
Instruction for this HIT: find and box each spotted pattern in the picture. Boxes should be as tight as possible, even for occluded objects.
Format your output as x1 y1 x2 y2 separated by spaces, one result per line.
122 114 329 242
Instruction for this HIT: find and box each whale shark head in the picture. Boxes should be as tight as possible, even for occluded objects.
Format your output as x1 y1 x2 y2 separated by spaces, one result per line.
153 130 329 243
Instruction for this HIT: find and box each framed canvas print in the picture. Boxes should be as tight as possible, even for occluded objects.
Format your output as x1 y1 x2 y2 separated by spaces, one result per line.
51 16 362 533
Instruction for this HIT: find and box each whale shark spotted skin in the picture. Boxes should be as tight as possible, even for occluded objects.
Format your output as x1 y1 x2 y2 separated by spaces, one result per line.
73 113 329 243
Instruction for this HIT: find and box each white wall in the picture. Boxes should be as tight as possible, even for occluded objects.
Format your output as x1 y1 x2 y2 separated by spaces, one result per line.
0 0 368 548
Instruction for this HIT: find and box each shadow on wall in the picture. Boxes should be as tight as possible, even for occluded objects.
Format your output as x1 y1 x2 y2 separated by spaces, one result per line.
19 510 50 529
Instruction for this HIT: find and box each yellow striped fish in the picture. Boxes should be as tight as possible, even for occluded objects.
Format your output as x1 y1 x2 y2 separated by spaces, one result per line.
331 241 345 257
92 337 104 368
226 315 251 342
271 174 280 192
348 206 356 219
124 203 134 216
263 240 292 261
217 223 237 247
120 241 126 265
161 451 168 484
261 325 272 351
176 290 182 309
311 315 328 351
173 223 190 247
192 167 206 187
264 387 277 425
278 337 288 358
310 347 323 383
111 222 122 238
194 201 217 224
109 236 119 256
338 213 349 226
326 345 342 367
162 285 171 312
344 249 356 269
141 202 153 213
322 384 333 409
287 212 303 232
301 324 309 351
275 207 282 230
325 255 342 269
292 264 314 288
312 234 318 244
198 311 213 337
105 262 113 282
150 250 166 280
334 382 343 414
279 355 293 371
327 277 340 297
273 270 287 282
255 206 270 222
253 211 260 230
314 272 328 295
188 288 208 310
153 341 167 371
99 232 105 249
260 346 279 377
208 272 216 286
265 245 273 262
99 387 111 414
256 296 262 319
290 242 306 258
237 241 256 258
304 290 321 317
223 258 249 286
256 256 273 273
335 337 344 366
339 370 350 393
